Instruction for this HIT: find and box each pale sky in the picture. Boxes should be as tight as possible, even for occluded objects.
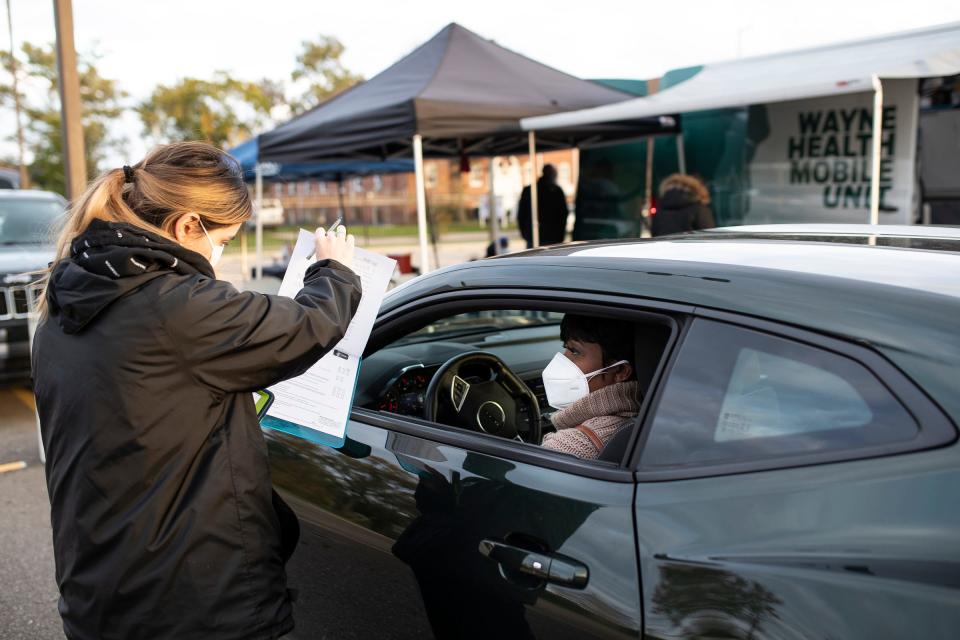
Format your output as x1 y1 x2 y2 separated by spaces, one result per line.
3 0 960 166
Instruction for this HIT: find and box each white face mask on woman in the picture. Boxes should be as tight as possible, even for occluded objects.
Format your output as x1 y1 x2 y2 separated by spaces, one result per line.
541 352 628 410
199 220 224 267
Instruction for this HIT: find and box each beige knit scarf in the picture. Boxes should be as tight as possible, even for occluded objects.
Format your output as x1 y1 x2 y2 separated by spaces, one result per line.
551 380 641 433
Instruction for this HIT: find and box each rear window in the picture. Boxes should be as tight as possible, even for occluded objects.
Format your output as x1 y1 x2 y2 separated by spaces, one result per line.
641 319 918 470
714 346 874 442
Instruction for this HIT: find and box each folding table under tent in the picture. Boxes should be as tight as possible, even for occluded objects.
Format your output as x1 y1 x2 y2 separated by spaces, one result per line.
257 22 672 272
523 21 960 225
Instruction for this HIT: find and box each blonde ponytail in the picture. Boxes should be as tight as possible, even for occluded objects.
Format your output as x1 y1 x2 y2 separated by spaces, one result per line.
35 141 251 319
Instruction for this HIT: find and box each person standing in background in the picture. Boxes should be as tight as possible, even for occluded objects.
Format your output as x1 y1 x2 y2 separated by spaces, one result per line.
651 174 716 236
518 164 569 248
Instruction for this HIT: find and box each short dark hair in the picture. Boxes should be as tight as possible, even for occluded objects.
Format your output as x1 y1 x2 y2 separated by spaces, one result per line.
560 314 635 372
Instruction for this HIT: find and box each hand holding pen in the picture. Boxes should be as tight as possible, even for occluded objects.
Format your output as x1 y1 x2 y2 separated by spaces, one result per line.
314 216 355 269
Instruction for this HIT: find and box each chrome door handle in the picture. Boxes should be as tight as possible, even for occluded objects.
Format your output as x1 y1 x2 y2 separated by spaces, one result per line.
478 538 589 589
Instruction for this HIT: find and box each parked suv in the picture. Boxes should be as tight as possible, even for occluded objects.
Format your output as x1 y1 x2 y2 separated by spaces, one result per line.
0 190 64 379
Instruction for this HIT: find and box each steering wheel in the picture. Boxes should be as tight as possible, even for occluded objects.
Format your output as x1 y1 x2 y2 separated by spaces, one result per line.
424 351 541 444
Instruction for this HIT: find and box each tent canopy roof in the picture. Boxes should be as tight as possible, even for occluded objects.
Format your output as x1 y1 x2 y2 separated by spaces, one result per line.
228 137 413 182
523 21 960 131
258 23 668 163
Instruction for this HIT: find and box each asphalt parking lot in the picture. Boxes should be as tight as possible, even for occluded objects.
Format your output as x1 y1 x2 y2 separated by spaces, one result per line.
0 382 63 639
0 382 356 640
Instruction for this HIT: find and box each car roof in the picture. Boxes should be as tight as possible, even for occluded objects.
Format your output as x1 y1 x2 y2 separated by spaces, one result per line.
390 225 960 330
569 239 960 298
712 223 960 239
516 225 960 299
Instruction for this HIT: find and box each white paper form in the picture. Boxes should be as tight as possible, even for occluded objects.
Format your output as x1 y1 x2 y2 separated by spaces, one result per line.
265 229 396 443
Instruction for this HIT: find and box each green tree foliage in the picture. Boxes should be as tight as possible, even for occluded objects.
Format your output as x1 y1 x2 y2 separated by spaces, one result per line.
137 72 283 148
135 35 362 145
0 43 126 194
0 33 362 189
290 35 363 114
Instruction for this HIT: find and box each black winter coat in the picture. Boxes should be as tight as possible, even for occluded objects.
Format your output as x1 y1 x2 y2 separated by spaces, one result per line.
32 220 362 640
650 188 716 237
517 179 569 247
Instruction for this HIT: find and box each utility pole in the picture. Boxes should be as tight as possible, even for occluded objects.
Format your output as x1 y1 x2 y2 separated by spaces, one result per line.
53 0 86 200
5 0 28 188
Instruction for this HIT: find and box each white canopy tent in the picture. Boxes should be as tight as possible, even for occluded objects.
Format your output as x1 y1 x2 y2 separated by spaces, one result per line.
523 22 960 224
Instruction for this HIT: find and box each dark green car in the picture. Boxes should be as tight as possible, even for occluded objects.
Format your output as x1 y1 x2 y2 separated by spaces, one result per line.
265 225 960 639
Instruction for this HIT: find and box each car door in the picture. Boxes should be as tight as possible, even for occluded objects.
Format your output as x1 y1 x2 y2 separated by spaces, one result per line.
265 294 667 639
629 314 959 640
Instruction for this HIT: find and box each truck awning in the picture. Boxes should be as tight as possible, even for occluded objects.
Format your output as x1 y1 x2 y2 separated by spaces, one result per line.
522 21 960 131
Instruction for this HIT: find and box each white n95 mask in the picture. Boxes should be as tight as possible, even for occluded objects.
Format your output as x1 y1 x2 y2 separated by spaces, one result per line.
541 352 628 410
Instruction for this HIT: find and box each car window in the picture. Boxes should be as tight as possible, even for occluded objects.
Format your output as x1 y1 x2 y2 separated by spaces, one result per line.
355 309 563 416
641 319 918 470
393 310 564 346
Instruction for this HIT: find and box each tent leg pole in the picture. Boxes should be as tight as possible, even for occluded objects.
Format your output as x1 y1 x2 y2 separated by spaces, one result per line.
255 163 263 280
413 135 430 273
869 74 883 227
644 136 655 236
572 146 580 191
489 156 499 255
528 131 540 248
676 133 686 175
645 137 655 210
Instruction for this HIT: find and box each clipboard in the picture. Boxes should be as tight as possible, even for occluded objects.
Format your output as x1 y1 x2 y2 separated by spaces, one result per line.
258 228 396 450
258 357 363 449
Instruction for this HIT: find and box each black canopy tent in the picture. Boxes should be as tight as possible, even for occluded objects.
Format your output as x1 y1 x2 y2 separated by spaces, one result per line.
258 23 673 270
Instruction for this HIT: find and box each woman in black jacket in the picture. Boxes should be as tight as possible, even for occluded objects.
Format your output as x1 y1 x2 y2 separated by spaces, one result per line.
31 141 362 640
650 173 716 237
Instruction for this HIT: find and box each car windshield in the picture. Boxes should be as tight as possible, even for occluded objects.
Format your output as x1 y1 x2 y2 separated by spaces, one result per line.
0 198 65 245
394 310 563 346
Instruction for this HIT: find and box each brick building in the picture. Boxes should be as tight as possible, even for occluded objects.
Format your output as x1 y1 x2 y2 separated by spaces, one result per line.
267 150 577 228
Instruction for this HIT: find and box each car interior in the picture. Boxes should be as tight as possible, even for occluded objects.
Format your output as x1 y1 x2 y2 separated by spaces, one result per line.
356 307 675 464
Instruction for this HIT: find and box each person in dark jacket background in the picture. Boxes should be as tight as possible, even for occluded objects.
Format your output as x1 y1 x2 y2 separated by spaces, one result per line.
31 141 362 640
650 173 716 237
517 164 569 248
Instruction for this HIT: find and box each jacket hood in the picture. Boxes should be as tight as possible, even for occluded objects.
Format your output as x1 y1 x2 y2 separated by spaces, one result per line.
658 185 705 211
47 219 214 334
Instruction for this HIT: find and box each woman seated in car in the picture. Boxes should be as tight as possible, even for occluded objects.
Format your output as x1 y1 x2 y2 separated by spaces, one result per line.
541 315 640 459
